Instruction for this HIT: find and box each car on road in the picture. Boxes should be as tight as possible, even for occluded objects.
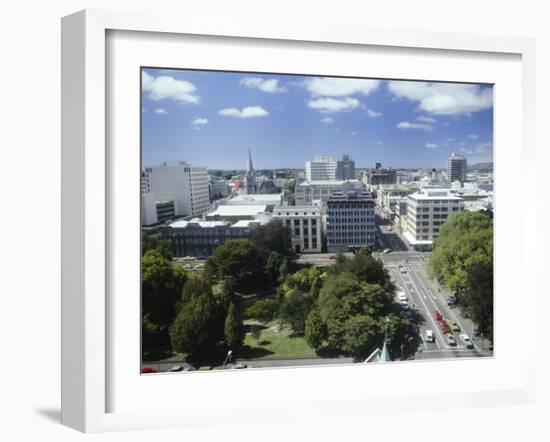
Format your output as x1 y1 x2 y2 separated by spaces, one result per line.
141 367 157 374
328 255 337 259
181 256 195 262
383 248 392 254
459 334 474 349
438 319 450 334
400 300 410 310
399 265 407 273
193 263 205 270
450 320 461 332
425 330 435 343
445 333 457 346
434 310 442 321
397 290 407 302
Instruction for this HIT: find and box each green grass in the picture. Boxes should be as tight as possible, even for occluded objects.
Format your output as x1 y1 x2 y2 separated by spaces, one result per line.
241 320 317 359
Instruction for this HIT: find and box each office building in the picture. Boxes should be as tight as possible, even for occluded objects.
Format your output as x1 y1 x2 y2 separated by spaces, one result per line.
273 206 322 253
326 190 376 252
447 153 467 186
295 179 364 206
305 156 336 181
141 161 210 225
403 188 464 250
367 163 397 187
335 154 356 180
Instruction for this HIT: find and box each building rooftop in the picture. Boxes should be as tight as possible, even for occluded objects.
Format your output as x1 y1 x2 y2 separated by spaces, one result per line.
298 179 360 187
207 205 268 217
328 190 374 202
225 194 283 204
273 205 321 213
409 188 464 201
169 218 229 229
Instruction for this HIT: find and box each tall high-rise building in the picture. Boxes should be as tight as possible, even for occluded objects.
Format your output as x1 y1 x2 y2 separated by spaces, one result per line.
305 156 336 181
245 148 257 194
447 153 467 185
326 190 376 252
141 160 210 224
336 154 356 180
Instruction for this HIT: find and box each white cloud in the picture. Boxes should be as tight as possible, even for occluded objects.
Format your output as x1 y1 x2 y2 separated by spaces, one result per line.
366 108 383 118
191 118 209 125
374 140 384 145
239 77 286 93
218 106 269 118
387 81 493 115
396 121 434 131
475 142 492 154
305 77 380 97
154 108 169 115
425 142 438 149
308 97 360 113
468 134 479 139
321 117 334 124
416 115 437 123
142 71 200 104
350 131 357 136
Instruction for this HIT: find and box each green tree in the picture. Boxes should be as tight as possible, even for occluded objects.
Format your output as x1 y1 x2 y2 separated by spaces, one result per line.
224 302 245 350
245 298 279 322
305 308 327 349
428 211 493 341
250 325 262 344
251 219 294 260
266 251 283 283
142 234 174 260
141 250 186 357
170 283 223 357
279 289 312 334
205 239 264 292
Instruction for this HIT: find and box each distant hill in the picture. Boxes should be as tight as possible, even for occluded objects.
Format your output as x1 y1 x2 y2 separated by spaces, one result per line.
468 162 493 171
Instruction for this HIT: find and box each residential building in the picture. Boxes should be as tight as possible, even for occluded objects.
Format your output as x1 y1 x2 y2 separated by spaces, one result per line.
273 205 322 253
326 190 376 252
141 160 210 222
305 156 336 181
447 153 467 186
335 154 356 180
403 188 464 250
295 179 364 206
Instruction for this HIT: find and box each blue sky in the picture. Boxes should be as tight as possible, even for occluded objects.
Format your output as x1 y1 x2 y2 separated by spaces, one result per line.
141 68 493 170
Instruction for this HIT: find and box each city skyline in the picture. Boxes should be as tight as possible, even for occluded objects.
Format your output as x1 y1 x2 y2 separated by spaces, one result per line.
141 69 494 170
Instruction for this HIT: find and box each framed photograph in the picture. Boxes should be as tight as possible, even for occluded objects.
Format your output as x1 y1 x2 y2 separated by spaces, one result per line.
61 9 537 433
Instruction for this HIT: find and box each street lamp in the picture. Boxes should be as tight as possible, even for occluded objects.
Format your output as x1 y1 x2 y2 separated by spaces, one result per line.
222 350 232 369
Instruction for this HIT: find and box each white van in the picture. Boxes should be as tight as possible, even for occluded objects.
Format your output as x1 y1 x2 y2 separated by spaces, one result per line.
425 330 435 343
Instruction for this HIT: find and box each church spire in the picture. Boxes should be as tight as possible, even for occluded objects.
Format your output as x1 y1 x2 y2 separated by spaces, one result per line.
247 147 254 173
245 148 256 194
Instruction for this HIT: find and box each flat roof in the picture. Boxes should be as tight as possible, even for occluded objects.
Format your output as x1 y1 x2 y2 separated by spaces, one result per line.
228 194 282 202
169 218 228 228
403 231 433 245
207 205 268 217
298 179 359 186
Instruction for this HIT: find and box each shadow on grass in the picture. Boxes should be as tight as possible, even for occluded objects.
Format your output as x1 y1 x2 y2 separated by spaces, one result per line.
237 345 275 359
243 323 269 333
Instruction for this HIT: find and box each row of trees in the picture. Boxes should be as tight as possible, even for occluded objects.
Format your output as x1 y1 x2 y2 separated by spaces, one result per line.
428 211 494 342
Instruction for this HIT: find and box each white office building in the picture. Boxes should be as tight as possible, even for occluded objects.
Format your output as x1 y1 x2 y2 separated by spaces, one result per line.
403 188 464 249
141 161 210 222
295 179 364 206
305 156 336 181
273 206 322 253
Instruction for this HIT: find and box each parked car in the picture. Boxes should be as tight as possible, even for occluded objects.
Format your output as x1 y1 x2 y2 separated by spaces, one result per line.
383 248 392 254
445 333 457 346
425 330 435 343
400 300 410 310
399 265 407 273
182 256 195 262
397 290 407 302
141 367 157 374
459 334 474 349
434 310 442 321
328 255 337 259
450 320 461 332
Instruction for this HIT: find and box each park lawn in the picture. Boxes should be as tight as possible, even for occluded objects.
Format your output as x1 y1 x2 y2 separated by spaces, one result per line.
242 320 317 359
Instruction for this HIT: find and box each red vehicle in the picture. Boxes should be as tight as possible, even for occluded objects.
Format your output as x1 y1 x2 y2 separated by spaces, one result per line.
438 319 450 334
328 255 337 259
434 310 442 321
141 367 157 374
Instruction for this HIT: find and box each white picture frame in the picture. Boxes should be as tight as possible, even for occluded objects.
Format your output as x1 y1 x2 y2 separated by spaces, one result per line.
61 9 537 433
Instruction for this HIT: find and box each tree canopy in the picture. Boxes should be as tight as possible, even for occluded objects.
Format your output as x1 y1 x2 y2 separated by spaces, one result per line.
251 219 294 260
428 211 493 341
